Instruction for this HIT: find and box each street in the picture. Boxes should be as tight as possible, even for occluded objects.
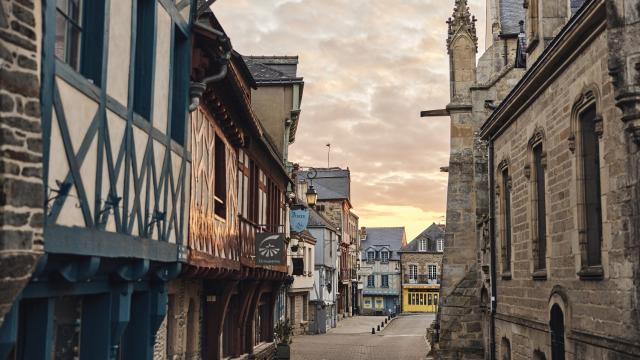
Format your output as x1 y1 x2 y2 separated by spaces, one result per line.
291 314 434 360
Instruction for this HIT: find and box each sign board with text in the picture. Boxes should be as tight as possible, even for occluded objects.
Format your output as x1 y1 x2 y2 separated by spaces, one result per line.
256 233 286 265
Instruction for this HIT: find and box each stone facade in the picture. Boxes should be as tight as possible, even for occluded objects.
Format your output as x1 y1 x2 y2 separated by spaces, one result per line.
0 0 43 327
481 1 640 358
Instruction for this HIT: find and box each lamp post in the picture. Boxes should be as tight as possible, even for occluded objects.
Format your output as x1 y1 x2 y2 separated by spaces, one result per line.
306 185 318 208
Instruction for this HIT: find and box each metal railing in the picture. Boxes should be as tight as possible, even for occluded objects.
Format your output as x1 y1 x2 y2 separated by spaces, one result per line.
403 274 440 285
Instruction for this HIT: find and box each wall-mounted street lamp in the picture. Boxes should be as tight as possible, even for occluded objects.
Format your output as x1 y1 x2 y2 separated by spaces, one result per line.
306 185 318 208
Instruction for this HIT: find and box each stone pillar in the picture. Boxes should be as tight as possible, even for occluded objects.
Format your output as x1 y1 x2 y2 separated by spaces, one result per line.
0 0 44 327
435 1 485 358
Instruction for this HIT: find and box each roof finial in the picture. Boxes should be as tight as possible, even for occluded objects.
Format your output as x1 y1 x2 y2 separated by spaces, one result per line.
447 0 478 53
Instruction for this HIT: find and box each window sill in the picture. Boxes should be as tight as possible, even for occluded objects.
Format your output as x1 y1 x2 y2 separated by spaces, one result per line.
532 269 547 281
577 265 604 281
501 272 512 280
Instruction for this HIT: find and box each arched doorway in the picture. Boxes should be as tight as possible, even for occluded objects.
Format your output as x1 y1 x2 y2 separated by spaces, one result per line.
550 304 565 360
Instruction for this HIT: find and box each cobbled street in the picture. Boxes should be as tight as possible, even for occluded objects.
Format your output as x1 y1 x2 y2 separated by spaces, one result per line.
291 314 434 360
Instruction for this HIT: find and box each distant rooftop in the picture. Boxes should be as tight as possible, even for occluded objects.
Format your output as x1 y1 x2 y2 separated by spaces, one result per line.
361 227 406 260
243 56 303 83
400 223 445 252
297 168 351 202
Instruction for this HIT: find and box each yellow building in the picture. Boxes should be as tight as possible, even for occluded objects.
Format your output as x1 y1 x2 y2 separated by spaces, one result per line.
398 224 444 313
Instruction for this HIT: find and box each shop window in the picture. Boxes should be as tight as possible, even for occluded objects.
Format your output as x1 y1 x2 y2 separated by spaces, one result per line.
55 0 104 86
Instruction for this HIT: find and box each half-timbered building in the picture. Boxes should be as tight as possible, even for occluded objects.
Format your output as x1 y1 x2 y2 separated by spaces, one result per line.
0 1 194 359
158 11 291 360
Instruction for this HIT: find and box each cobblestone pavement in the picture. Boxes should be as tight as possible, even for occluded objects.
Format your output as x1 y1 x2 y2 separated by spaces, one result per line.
291 314 434 360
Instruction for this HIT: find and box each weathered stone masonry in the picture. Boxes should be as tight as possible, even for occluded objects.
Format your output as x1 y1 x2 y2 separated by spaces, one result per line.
0 0 43 326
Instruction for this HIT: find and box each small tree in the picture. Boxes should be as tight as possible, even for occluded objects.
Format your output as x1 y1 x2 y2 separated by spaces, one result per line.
274 319 294 345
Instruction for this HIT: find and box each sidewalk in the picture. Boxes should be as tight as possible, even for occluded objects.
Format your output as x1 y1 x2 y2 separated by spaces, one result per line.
328 315 391 334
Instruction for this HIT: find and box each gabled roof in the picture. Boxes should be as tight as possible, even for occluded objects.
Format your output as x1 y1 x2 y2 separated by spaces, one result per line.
308 208 338 232
298 168 351 202
400 223 445 252
360 227 406 260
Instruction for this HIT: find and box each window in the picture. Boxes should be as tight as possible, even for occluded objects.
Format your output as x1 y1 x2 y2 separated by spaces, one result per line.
367 275 374 288
409 265 418 280
214 135 226 219
437 238 444 252
533 143 547 271
55 0 104 85
381 275 389 288
526 0 539 47
53 296 83 359
419 238 427 252
133 0 156 119
237 150 249 217
380 251 389 263
580 106 602 267
367 251 375 263
170 26 189 145
428 265 437 279
501 167 512 275
501 338 511 360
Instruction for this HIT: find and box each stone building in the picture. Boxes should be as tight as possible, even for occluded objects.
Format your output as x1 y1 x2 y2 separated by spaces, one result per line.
360 227 406 315
298 167 358 318
480 0 640 358
0 0 44 336
425 0 640 359
399 223 444 313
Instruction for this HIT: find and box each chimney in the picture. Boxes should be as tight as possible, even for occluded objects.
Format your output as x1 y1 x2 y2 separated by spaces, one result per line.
360 227 367 241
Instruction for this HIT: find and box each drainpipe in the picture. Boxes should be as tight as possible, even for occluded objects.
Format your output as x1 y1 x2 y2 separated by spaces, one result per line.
488 139 497 360
188 26 232 112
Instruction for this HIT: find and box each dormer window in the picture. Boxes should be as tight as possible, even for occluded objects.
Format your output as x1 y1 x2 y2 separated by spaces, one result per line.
419 238 427 252
367 251 375 263
380 251 389 263
437 238 444 252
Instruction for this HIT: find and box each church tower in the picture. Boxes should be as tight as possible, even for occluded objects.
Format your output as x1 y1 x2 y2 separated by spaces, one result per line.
436 1 485 359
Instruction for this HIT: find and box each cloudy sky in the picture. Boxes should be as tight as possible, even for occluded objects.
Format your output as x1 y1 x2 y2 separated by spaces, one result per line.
214 0 486 240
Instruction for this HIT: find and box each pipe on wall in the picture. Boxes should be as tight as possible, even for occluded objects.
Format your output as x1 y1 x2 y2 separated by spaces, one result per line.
488 139 497 360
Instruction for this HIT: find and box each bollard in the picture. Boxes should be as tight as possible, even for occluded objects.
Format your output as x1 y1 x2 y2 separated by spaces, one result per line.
385 319 388 324
372 327 376 334
381 321 384 328
377 325 380 331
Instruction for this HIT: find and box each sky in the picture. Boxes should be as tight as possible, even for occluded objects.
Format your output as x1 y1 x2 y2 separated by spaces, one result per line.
214 0 486 240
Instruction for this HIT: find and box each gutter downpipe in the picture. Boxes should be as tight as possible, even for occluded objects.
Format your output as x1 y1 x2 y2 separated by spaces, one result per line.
188 34 232 112
488 139 497 360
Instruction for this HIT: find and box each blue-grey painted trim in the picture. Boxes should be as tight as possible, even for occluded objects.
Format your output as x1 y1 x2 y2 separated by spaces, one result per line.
0 301 18 358
44 225 179 262
41 0 56 208
95 0 111 229
158 0 189 34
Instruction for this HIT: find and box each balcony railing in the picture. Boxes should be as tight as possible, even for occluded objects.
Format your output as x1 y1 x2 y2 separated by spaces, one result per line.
404 274 440 285
239 216 260 267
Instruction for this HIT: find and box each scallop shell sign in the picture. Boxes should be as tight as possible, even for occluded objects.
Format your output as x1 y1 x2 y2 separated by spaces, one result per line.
256 233 286 265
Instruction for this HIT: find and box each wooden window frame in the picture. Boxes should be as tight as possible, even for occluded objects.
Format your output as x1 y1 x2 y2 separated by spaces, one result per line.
527 128 548 279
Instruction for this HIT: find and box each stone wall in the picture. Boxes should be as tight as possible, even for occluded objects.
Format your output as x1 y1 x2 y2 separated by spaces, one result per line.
400 252 443 275
491 29 640 359
154 279 202 360
0 0 43 326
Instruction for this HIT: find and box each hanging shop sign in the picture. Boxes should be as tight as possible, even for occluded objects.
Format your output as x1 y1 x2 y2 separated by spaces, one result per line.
289 208 310 233
256 233 286 265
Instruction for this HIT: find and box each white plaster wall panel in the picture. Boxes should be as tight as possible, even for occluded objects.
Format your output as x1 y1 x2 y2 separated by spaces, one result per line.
56 77 98 154
58 186 87 228
106 110 126 199
131 126 149 237
106 0 132 106
48 112 71 194
78 135 98 221
153 139 165 215
180 4 191 23
169 152 181 244
152 7 171 135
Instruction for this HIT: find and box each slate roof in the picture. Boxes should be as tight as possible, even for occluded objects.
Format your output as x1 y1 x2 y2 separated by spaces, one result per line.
361 227 406 261
499 0 526 36
400 223 445 252
571 0 587 14
243 56 303 84
297 168 350 201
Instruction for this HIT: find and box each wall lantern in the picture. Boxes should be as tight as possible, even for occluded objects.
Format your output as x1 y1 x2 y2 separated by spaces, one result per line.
306 185 318 207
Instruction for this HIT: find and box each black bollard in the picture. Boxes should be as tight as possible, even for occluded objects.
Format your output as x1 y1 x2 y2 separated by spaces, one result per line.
385 319 388 324
381 321 384 328
377 325 380 331
372 327 376 334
